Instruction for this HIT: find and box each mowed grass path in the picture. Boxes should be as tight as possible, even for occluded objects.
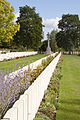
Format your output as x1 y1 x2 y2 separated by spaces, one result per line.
0 54 47 73
56 55 80 120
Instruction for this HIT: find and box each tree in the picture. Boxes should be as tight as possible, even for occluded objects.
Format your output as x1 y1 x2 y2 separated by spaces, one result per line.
56 14 80 52
50 29 58 52
39 40 48 53
13 5 43 50
0 0 20 48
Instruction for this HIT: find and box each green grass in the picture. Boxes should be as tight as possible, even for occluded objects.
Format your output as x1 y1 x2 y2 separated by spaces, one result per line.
56 55 80 120
0 54 48 73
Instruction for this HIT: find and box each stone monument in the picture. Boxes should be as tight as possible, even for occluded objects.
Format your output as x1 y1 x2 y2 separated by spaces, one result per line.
46 32 52 54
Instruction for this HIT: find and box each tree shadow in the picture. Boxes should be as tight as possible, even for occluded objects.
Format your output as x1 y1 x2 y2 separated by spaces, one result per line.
59 98 80 115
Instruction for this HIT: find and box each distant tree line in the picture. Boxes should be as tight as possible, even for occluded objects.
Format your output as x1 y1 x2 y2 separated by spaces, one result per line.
40 14 80 54
0 0 80 53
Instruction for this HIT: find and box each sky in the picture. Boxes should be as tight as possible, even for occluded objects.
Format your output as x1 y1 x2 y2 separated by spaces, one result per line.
7 0 80 40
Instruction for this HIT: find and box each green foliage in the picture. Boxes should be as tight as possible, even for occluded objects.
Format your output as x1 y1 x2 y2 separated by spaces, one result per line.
56 14 80 52
39 40 48 53
35 112 50 120
0 0 20 48
50 30 58 52
41 56 54 69
28 55 54 84
28 65 43 84
13 5 43 50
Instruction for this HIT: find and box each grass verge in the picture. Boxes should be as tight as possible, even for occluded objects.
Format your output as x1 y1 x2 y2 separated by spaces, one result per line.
56 55 80 120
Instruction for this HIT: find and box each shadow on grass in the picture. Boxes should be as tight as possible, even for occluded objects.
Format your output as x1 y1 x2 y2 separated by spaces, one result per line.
59 98 80 115
60 98 80 105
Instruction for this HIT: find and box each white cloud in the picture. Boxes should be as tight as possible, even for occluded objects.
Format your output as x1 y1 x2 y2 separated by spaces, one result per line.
42 17 61 40
14 12 20 22
43 17 61 30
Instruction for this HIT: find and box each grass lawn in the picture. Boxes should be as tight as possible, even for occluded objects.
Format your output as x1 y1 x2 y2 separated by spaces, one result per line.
0 54 48 73
56 55 80 120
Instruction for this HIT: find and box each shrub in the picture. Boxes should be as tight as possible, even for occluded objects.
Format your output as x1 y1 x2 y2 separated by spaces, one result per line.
35 112 50 120
1 51 6 54
16 57 20 59
41 55 54 69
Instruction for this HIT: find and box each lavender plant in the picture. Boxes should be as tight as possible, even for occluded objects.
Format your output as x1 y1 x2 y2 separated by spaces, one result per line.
0 68 30 118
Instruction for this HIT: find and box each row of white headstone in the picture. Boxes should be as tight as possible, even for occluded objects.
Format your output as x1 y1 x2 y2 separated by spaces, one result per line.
0 52 38 61
3 52 61 120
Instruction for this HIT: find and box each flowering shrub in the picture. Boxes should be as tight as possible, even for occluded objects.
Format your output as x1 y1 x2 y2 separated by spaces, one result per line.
41 56 54 69
28 65 43 84
16 57 20 59
0 71 30 118
0 54 58 118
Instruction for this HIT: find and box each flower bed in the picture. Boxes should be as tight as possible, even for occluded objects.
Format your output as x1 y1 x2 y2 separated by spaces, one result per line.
34 55 62 120
0 53 58 119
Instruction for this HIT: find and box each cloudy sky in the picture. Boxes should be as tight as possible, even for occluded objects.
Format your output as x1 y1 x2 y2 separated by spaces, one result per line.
8 0 80 40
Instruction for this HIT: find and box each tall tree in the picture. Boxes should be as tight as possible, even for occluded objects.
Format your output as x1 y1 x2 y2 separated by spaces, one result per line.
0 0 20 48
13 5 43 50
56 14 80 52
50 29 58 52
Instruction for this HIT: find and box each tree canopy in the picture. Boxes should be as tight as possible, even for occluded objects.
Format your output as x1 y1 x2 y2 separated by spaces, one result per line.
13 5 43 50
0 0 20 48
56 14 80 52
50 29 58 52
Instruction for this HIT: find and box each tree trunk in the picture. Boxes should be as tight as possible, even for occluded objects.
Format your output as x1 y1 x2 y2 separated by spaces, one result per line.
26 45 28 51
